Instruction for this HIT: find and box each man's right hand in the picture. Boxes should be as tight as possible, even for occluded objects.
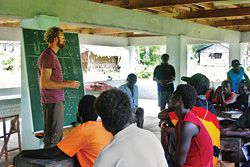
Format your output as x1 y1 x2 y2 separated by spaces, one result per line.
67 81 80 89
158 110 169 120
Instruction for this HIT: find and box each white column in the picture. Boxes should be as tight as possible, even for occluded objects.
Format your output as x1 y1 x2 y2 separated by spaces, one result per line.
128 46 137 73
229 42 241 64
166 35 188 87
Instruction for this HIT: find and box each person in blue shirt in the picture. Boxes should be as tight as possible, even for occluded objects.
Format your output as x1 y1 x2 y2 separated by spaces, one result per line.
227 59 249 93
119 73 144 128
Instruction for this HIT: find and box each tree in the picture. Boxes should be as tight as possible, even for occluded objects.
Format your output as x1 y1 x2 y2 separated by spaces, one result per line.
135 45 165 79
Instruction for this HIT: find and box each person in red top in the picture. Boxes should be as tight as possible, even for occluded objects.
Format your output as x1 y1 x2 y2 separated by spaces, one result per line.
38 27 80 148
212 80 236 108
169 84 213 167
159 73 220 166
14 95 112 167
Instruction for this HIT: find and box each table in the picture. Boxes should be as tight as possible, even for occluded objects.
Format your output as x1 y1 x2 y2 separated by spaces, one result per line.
220 137 243 167
0 114 21 167
0 96 21 167
13 155 78 167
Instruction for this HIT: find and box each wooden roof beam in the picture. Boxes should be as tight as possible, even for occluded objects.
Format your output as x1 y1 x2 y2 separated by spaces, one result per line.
127 0 221 9
91 28 130 35
177 7 250 19
210 18 250 27
223 25 250 32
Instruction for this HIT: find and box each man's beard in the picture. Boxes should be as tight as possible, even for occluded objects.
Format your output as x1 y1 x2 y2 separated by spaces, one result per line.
57 40 66 48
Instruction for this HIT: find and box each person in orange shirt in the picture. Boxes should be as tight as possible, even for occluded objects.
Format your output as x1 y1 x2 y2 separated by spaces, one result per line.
15 95 112 167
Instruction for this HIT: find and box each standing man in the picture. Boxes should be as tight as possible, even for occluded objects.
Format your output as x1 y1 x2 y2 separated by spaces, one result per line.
119 73 144 128
38 27 80 148
227 59 249 93
153 53 175 110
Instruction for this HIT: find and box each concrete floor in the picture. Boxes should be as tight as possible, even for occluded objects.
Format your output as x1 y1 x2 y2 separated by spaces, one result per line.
0 99 161 167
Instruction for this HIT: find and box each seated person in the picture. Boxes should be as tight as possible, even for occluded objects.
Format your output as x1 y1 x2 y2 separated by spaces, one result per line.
227 79 250 111
119 73 144 128
212 80 236 108
181 73 216 114
94 89 168 167
205 88 215 101
221 108 250 163
15 95 112 167
159 73 220 166
169 84 213 167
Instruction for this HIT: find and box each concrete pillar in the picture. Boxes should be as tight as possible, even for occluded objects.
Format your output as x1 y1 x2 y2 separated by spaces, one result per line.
166 35 188 87
128 46 137 73
21 15 59 149
229 42 241 65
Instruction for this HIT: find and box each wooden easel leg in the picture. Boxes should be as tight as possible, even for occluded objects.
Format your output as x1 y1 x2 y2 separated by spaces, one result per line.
3 118 9 167
17 116 21 152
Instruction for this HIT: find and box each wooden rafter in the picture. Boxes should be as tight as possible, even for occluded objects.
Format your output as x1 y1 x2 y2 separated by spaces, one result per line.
210 18 250 27
128 0 218 9
223 25 250 32
0 22 20 27
90 28 130 35
177 7 250 19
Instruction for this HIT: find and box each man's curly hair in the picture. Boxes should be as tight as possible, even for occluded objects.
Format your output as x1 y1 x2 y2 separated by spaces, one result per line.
44 27 63 44
174 84 197 109
95 88 132 132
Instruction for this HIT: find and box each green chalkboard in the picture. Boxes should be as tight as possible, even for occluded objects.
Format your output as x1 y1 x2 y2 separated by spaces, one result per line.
23 28 84 132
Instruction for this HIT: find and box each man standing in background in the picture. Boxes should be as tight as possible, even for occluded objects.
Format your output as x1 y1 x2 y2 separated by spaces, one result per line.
227 59 249 93
38 27 80 148
153 53 175 111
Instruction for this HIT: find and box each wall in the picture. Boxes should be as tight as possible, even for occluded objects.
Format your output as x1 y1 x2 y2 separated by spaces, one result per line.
129 36 167 46
79 34 128 46
0 27 21 41
0 87 20 96
241 32 250 43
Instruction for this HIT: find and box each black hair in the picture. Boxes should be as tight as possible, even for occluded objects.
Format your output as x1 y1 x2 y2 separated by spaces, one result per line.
95 88 132 133
190 74 209 95
77 95 97 123
127 73 137 81
221 80 232 90
161 53 169 62
44 27 63 44
239 79 250 91
162 53 169 59
175 84 197 109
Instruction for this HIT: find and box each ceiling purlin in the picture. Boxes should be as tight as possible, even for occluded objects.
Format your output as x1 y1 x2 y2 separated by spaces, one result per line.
190 4 205 10
223 25 250 32
127 0 215 9
137 8 162 14
91 28 130 35
210 18 250 27
193 2 215 10
0 22 20 27
145 8 165 13
176 7 250 19
175 5 193 12
103 0 129 7
157 7 176 13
